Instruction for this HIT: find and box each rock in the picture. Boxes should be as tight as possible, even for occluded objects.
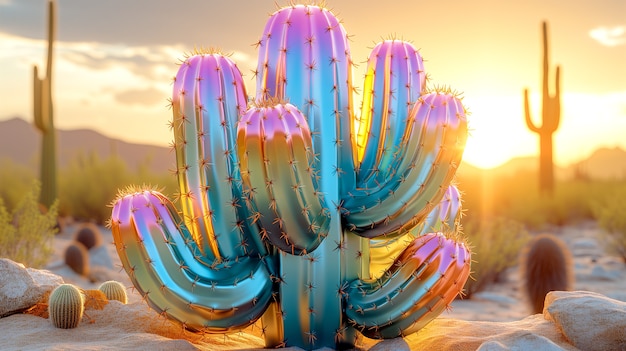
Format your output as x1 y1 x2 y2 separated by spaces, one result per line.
476 334 566 351
472 291 517 305
362 314 578 351
544 290 626 351
0 259 63 317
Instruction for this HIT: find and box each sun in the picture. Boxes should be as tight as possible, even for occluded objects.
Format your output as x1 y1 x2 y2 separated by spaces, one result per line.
461 95 537 169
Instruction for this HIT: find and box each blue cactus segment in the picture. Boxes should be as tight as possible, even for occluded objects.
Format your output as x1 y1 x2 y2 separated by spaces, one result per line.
355 40 426 191
369 185 462 279
345 232 471 339
110 190 273 331
345 91 468 239
255 5 362 348
256 4 356 195
171 51 259 261
237 102 330 254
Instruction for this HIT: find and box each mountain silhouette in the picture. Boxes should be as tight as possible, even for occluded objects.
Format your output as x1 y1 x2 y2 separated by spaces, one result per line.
0 117 172 174
1 117 625 180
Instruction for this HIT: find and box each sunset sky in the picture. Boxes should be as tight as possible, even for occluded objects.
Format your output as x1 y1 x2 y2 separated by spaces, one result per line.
0 0 624 169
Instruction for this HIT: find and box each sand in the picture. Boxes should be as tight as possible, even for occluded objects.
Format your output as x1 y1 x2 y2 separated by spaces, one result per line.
1 220 624 350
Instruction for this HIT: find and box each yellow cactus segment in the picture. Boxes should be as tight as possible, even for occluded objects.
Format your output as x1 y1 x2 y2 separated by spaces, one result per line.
355 66 375 162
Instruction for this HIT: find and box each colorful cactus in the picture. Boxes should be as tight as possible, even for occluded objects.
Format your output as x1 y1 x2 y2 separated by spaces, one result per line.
98 280 128 304
109 4 470 350
524 21 561 195
48 284 84 329
33 0 58 209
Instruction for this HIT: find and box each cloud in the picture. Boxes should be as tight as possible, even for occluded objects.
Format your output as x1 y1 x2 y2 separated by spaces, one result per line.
113 87 167 107
589 26 625 47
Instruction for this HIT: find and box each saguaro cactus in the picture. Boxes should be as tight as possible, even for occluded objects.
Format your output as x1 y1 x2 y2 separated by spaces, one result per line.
524 21 561 195
109 4 470 350
33 0 57 209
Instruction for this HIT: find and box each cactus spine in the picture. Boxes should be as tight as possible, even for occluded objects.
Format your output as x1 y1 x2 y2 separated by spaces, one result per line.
98 280 128 304
33 0 57 209
524 21 561 195
48 284 84 329
110 5 471 350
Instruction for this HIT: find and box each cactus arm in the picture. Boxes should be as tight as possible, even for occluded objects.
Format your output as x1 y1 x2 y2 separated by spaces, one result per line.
345 232 470 339
369 185 462 279
33 66 47 132
256 5 356 194
345 91 467 238
524 88 541 133
172 52 255 260
355 41 425 188
111 190 273 331
546 65 561 132
238 102 330 254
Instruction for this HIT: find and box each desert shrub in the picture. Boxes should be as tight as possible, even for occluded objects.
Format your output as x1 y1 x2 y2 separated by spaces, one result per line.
461 216 530 298
59 152 177 224
0 158 35 211
593 185 626 262
457 169 621 230
0 182 58 268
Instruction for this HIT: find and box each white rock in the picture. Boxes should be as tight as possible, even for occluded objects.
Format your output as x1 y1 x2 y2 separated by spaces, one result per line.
364 314 578 351
544 290 626 351
0 259 63 317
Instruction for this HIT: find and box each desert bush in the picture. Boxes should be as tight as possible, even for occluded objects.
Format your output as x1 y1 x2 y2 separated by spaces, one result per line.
59 152 177 224
457 169 620 229
593 185 626 262
0 158 35 211
461 216 530 298
0 182 58 268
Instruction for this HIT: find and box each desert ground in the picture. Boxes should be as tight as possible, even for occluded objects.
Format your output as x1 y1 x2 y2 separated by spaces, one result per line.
1 220 625 350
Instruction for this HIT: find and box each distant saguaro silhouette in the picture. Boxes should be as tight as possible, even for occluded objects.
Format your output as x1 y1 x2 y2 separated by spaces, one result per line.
33 0 58 208
524 21 561 195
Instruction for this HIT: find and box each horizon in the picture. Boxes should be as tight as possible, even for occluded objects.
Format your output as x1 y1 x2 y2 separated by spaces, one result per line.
3 115 624 172
0 0 625 169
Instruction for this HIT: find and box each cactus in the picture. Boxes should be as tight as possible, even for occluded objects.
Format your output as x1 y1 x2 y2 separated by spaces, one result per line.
520 233 573 314
74 222 103 250
33 0 58 209
98 280 128 304
48 284 84 329
64 241 90 276
109 4 470 350
524 21 561 195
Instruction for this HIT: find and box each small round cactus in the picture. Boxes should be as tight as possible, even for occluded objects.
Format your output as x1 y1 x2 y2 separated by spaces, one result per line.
64 241 90 276
48 284 84 329
98 280 127 304
520 233 574 314
74 222 103 250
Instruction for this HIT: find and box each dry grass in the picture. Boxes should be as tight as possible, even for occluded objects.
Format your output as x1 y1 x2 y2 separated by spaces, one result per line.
0 182 58 268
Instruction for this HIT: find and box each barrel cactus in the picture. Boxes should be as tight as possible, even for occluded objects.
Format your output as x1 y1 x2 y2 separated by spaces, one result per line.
109 4 470 349
48 284 84 329
98 280 128 304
